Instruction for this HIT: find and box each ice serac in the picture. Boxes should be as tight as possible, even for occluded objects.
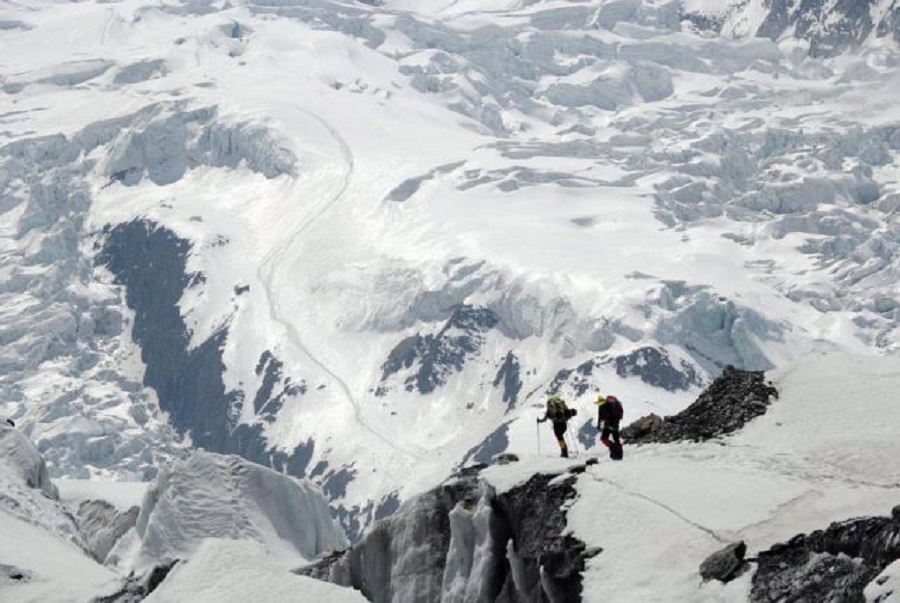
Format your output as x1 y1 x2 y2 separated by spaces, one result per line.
74 500 140 564
135 451 347 568
0 423 88 552
0 422 58 500
299 466 588 602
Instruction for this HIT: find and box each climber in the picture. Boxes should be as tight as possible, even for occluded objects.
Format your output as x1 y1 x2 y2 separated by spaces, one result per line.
596 394 624 460
538 395 576 458
4 418 14 427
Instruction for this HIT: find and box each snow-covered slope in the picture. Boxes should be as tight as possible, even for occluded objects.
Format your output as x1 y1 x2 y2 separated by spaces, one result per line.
573 353 900 601
1 0 899 537
304 353 900 602
0 423 119 602
0 429 361 602
143 539 367 603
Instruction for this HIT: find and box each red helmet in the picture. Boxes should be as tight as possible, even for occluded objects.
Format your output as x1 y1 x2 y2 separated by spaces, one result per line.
606 395 619 403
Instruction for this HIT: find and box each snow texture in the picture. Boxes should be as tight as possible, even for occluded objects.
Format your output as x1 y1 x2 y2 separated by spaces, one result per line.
134 450 347 568
142 539 366 603
2 0 900 541
301 465 588 602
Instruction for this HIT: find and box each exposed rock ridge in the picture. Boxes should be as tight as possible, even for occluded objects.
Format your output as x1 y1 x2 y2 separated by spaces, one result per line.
751 505 900 603
622 365 778 443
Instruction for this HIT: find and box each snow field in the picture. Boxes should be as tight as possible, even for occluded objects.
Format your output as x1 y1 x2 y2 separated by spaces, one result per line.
569 354 900 602
143 539 367 603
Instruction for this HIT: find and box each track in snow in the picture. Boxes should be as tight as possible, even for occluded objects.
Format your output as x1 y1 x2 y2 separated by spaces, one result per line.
256 110 425 463
590 473 729 545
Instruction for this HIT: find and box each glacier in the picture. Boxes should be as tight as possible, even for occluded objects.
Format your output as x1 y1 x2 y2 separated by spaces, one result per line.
0 0 899 544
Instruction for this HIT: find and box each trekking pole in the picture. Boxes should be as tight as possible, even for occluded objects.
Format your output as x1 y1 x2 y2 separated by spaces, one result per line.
536 420 541 456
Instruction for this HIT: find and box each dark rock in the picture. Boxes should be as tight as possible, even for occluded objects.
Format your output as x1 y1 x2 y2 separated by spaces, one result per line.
93 560 178 603
493 351 523 410
549 347 703 400
455 463 488 478
683 0 900 58
461 422 511 467
624 413 664 440
380 305 499 395
495 473 584 602
622 365 778 444
700 541 747 583
755 0 885 58
751 509 900 603
892 505 900 522
493 453 519 465
1 564 31 582
609 347 704 391
4 419 13 427
548 358 599 397
585 458 599 466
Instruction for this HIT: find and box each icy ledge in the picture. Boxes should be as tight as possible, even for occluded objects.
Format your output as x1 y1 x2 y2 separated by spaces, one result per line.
298 460 593 602
133 451 348 569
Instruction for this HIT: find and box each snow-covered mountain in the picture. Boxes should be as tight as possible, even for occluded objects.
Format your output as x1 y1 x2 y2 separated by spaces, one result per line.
2 355 898 602
1 0 899 540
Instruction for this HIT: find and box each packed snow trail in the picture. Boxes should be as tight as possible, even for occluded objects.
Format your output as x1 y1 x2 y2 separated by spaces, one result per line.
590 473 729 545
256 110 425 463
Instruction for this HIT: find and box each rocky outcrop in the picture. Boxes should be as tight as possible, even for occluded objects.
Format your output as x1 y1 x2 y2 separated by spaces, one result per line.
1 564 32 583
549 347 705 401
751 506 900 603
700 541 747 583
299 465 590 602
378 305 499 396
622 366 778 444
494 473 586 601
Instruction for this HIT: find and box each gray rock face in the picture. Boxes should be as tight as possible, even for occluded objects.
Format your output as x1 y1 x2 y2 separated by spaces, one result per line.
609 347 704 392
99 220 315 480
493 352 522 410
460 422 511 467
684 0 900 58
549 347 705 400
379 305 499 395
299 468 589 602
757 0 900 58
622 366 778 444
751 508 900 603
699 541 747 583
